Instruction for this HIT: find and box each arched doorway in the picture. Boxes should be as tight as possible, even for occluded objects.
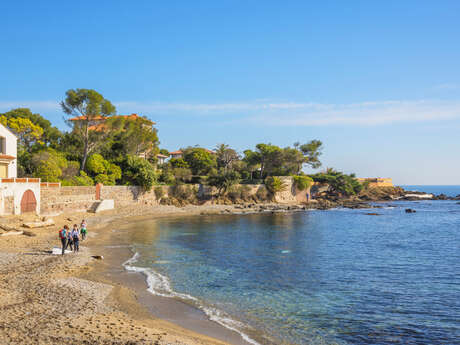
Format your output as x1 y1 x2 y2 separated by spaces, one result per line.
21 189 37 213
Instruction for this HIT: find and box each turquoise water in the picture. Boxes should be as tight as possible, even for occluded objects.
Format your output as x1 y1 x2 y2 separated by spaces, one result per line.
124 190 460 344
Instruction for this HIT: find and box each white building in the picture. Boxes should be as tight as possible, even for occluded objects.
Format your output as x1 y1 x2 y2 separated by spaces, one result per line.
0 123 18 178
0 123 40 215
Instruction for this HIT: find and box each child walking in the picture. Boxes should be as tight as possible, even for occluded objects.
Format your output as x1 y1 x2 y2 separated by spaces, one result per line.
80 219 87 240
65 225 73 251
71 224 80 252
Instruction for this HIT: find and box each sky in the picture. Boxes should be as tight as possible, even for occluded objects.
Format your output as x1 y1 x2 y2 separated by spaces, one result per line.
1 0 459 185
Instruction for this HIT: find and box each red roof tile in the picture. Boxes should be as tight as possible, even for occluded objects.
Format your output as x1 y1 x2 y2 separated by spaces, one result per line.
0 154 15 160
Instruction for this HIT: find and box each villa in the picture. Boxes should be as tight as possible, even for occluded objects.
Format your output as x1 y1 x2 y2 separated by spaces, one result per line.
0 123 40 215
69 113 157 159
169 148 216 160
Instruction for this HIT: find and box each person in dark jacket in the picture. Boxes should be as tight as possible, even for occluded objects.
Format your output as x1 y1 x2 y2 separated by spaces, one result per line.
71 224 80 252
59 225 69 255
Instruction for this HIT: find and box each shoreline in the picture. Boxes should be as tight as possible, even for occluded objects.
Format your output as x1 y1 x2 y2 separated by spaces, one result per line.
85 213 262 345
0 203 290 345
0 195 454 344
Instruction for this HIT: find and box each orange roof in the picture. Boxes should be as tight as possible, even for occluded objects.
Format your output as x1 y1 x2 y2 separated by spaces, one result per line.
169 150 183 155
70 113 156 125
0 154 15 161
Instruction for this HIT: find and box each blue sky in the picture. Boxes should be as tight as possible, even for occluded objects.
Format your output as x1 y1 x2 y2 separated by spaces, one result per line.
1 0 459 184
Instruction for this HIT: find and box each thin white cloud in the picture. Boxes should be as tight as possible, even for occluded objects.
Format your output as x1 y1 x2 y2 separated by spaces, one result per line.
257 100 460 126
2 99 460 127
433 83 459 90
116 99 460 126
0 101 60 112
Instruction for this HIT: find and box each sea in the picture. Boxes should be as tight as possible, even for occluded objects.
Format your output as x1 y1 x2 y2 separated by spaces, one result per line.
122 186 460 345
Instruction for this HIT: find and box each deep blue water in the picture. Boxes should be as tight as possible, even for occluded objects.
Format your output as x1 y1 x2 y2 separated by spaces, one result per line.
400 185 460 197
124 189 460 345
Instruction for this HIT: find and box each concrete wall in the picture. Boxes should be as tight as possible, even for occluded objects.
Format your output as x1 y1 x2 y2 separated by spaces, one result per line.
0 124 18 178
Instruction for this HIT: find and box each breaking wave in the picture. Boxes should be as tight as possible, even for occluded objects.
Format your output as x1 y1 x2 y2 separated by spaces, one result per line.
122 252 260 345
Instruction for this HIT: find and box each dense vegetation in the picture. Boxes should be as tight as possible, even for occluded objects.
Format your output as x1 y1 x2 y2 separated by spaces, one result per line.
0 88 364 197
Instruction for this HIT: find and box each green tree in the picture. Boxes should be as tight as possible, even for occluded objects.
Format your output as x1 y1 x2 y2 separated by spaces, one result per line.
0 116 44 151
30 149 68 182
120 155 157 190
243 144 283 178
0 108 62 148
207 168 241 196
103 116 159 161
182 147 216 175
215 144 239 171
86 153 121 185
159 148 169 156
310 168 362 196
299 140 323 169
61 88 116 170
169 158 189 169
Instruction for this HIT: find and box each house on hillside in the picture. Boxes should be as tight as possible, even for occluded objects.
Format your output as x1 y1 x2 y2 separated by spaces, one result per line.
0 123 40 215
156 154 168 165
0 123 18 178
169 150 183 159
69 113 157 159
169 148 216 160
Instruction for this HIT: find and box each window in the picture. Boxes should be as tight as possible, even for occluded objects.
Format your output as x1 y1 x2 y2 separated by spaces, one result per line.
0 137 5 154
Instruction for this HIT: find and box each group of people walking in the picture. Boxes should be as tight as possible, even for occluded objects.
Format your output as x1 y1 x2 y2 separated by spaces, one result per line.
58 220 88 255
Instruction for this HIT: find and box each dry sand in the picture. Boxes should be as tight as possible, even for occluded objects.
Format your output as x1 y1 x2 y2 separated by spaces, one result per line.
0 204 256 345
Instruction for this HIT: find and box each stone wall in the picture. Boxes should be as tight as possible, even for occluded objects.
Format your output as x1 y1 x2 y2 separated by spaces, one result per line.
40 176 312 215
100 185 158 207
273 176 311 204
41 186 97 215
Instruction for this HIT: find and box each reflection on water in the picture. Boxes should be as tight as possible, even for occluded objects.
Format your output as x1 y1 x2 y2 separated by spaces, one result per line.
122 201 460 345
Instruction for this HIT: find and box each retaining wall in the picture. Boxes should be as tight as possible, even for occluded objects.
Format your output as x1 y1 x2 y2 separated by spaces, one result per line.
41 186 97 215
40 176 312 215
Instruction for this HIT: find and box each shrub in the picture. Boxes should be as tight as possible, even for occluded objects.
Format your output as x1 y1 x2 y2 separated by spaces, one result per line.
310 169 363 196
31 149 68 182
159 169 175 185
293 175 313 191
241 185 252 200
173 167 193 183
207 168 241 196
154 186 164 200
171 184 195 201
121 155 158 190
72 171 94 186
264 176 287 194
255 186 270 201
86 154 106 174
227 185 242 201
61 161 80 180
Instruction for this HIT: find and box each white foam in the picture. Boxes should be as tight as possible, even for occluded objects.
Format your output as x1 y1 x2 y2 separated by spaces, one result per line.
122 252 261 345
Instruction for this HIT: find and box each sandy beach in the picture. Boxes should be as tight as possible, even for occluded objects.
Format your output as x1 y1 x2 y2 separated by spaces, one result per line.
0 204 260 345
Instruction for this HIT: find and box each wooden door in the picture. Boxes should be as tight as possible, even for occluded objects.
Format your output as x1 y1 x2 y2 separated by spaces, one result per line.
0 164 8 178
21 190 37 213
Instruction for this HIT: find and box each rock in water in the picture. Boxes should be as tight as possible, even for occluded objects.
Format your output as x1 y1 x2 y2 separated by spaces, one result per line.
405 208 416 213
